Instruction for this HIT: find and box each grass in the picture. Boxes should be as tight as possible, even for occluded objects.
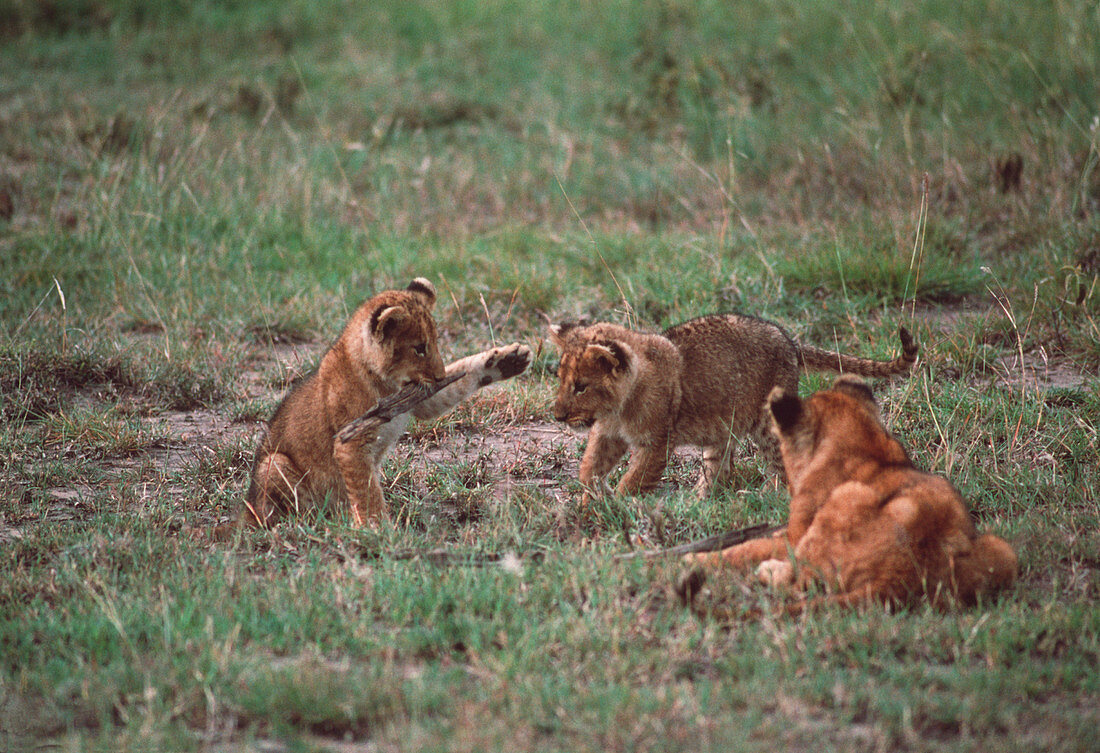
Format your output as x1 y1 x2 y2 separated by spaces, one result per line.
1 0 1098 750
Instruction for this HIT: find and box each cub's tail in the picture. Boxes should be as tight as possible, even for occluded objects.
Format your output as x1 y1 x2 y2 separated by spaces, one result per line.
798 326 918 378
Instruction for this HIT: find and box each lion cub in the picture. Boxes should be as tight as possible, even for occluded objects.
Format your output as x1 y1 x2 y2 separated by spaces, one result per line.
548 315 917 502
241 278 531 529
684 375 1018 613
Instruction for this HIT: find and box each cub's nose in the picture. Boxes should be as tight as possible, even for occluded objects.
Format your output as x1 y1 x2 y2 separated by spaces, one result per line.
415 357 445 385
430 356 447 382
552 405 568 423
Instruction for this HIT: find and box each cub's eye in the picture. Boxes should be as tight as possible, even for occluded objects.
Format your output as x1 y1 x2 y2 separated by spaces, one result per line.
414 343 427 357
573 381 588 395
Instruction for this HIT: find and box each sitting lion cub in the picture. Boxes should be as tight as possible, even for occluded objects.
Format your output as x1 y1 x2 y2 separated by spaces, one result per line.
239 278 531 529
548 315 917 502
685 375 1018 613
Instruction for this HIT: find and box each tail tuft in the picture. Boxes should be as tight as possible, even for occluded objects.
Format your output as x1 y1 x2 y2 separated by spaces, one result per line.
898 326 919 363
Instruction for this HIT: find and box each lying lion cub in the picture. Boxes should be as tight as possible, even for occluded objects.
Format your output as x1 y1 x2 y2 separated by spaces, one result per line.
684 375 1017 613
237 278 531 530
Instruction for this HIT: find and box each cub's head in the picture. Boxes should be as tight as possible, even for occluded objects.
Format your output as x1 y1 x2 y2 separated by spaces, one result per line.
548 322 635 429
767 374 906 487
353 278 446 386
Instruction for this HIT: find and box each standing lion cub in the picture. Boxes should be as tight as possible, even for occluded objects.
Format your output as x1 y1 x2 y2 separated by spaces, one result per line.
548 315 917 502
683 375 1018 613
238 278 531 530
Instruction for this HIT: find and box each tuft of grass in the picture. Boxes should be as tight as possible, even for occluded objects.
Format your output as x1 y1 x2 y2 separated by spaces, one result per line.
0 341 231 422
774 225 984 305
37 406 158 458
235 656 414 739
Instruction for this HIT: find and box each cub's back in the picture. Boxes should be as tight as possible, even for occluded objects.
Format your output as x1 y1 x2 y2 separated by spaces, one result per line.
260 371 330 460
664 314 800 429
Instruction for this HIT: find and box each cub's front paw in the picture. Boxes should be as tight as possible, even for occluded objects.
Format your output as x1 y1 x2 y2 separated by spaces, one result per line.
755 558 793 588
481 343 532 384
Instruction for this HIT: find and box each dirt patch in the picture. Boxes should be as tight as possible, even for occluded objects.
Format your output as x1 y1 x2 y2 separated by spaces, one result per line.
907 300 992 333
909 301 1095 391
238 340 324 397
989 352 1096 392
33 408 262 525
391 421 577 505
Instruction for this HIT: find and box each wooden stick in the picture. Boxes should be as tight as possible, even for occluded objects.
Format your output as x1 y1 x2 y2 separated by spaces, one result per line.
336 371 465 443
388 548 545 566
347 524 782 567
613 523 783 560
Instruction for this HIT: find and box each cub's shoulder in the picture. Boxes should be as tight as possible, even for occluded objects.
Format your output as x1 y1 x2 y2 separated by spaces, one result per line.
551 320 670 355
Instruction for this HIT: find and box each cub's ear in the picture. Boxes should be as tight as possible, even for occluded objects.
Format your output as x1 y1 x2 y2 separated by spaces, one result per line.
585 340 630 376
406 278 436 309
833 374 876 405
548 321 577 348
768 387 803 434
371 305 407 342
548 324 566 348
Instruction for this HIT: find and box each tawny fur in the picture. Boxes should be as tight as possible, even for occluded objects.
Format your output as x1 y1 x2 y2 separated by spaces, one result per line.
235 279 531 531
548 315 918 503
684 375 1018 614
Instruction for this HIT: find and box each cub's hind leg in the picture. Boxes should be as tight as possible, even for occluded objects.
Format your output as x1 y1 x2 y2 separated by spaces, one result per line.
750 407 787 486
695 443 737 497
246 451 306 527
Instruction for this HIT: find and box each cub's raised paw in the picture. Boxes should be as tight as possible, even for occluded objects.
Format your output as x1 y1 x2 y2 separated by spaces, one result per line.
479 343 532 385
